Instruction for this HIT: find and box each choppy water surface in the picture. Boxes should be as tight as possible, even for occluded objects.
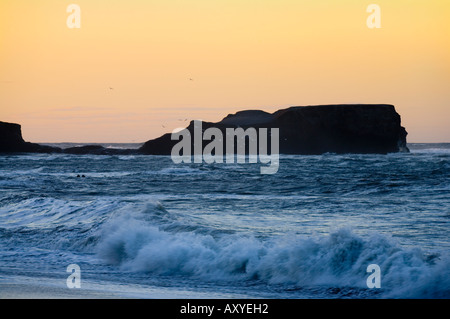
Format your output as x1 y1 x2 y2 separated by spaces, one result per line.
0 143 449 298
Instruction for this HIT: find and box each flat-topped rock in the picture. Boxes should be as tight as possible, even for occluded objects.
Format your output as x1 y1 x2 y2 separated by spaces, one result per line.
139 104 409 155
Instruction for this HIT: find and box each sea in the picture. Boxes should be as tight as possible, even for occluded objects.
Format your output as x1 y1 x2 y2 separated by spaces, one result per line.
0 143 449 299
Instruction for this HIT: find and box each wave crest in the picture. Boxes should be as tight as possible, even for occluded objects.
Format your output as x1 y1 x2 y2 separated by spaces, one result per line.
96 210 450 298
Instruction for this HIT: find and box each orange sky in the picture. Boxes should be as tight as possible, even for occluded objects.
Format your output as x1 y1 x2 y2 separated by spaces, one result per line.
0 0 449 143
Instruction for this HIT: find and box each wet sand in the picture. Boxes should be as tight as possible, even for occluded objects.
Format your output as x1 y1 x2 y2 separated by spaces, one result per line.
0 275 246 299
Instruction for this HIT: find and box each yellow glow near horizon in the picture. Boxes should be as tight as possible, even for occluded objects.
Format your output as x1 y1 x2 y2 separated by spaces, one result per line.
0 0 449 142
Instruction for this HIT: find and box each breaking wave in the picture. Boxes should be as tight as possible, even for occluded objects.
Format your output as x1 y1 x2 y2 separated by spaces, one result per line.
97 203 450 298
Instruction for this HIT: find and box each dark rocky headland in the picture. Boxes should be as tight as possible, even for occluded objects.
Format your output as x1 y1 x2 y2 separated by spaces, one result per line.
0 121 60 153
1 104 409 155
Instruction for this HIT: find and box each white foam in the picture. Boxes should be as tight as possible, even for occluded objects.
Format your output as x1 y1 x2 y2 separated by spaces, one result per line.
96 211 450 298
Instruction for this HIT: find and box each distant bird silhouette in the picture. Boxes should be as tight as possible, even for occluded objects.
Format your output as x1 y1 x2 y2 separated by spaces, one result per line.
109 87 114 90
189 78 193 81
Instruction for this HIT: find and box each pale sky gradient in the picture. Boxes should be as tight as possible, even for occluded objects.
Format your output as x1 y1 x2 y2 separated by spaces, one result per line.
1 0 449 143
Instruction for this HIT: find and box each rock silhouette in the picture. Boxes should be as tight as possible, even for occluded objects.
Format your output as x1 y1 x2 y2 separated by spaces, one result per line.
0 121 60 153
139 104 409 155
1 104 409 155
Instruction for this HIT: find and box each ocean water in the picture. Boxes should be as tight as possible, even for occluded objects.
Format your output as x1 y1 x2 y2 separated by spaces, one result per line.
0 143 449 299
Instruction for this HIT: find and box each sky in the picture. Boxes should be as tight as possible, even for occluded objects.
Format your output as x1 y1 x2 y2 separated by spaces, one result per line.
0 0 449 143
